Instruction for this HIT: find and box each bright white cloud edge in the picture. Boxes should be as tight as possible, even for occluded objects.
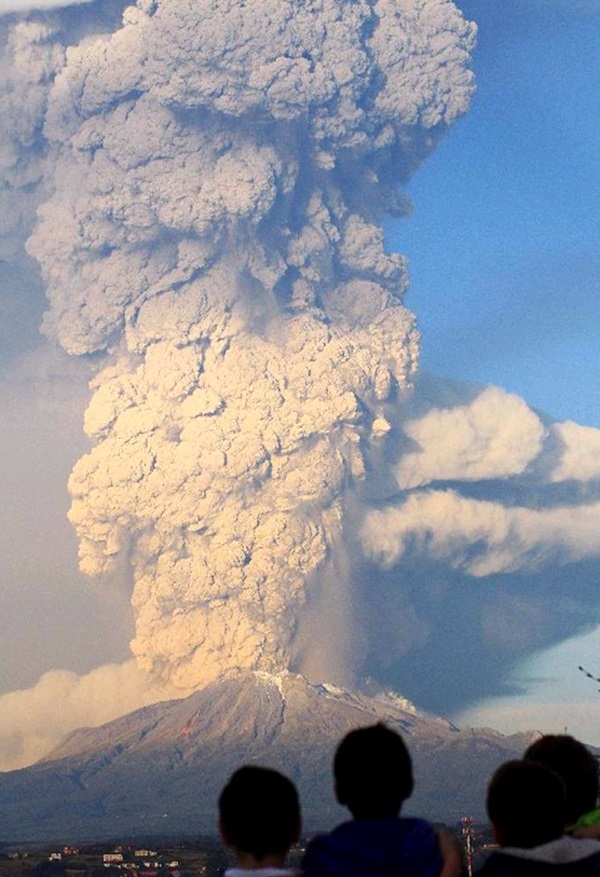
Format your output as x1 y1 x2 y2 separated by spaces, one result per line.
0 0 92 12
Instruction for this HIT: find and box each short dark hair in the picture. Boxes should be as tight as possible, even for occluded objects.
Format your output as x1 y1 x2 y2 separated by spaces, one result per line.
487 760 567 849
218 766 300 860
524 734 599 825
334 723 414 818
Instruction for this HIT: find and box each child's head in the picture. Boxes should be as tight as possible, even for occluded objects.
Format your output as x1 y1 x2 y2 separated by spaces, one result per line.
524 734 599 826
333 723 414 819
486 760 567 849
219 765 301 866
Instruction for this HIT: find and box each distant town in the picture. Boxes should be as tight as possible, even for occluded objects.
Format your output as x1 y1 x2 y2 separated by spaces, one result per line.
0 839 308 877
0 839 226 877
0 828 495 877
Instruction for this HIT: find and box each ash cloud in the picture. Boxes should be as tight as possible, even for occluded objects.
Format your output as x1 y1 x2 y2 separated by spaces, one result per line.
0 17 63 258
2 0 599 753
14 0 475 693
395 386 547 489
0 662 180 771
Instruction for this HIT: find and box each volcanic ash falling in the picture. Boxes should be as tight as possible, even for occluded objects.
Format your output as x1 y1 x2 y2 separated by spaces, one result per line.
24 0 476 690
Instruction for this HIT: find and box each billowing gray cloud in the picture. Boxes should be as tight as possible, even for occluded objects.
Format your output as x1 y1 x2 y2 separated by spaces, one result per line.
2 0 599 762
0 661 181 771
0 18 63 256
15 0 476 692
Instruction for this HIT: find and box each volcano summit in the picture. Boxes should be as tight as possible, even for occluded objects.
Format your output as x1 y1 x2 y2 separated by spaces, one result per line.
0 673 537 842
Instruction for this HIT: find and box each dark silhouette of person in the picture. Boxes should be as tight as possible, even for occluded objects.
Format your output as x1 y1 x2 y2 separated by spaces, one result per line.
302 722 461 877
524 734 600 835
219 765 301 877
476 760 600 877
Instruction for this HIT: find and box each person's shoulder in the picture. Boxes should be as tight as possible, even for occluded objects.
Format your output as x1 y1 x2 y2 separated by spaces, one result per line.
305 821 352 846
476 842 600 877
392 817 445 877
303 823 347 858
475 851 511 873
400 816 438 831
302 824 352 877
474 851 533 877
303 818 443 877
398 816 440 845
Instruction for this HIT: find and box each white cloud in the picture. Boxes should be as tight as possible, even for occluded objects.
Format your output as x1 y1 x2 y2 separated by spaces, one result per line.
0 0 92 12
363 490 600 576
396 386 546 488
548 421 600 483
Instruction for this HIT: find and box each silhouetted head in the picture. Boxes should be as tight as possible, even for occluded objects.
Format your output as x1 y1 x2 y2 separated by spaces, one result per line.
487 760 567 849
334 723 414 819
524 734 599 826
218 765 301 862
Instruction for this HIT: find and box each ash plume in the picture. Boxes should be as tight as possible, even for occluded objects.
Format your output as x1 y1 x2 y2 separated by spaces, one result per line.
2 0 600 764
13 0 476 692
0 17 62 258
0 661 180 770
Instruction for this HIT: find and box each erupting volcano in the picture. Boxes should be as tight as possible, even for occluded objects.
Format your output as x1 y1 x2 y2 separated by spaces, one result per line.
17 0 475 691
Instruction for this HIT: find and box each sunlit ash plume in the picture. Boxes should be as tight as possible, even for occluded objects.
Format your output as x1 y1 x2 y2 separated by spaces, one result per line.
13 0 476 692
4 0 600 772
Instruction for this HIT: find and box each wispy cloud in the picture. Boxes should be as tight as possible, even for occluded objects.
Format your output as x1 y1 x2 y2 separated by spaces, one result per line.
0 0 94 13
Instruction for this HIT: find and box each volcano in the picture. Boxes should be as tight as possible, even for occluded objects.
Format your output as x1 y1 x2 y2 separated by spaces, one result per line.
0 673 536 843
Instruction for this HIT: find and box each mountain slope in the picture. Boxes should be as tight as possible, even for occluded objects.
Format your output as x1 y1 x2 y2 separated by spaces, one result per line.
0 673 535 842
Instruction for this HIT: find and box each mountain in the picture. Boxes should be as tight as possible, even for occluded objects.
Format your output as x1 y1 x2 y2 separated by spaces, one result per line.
0 673 536 843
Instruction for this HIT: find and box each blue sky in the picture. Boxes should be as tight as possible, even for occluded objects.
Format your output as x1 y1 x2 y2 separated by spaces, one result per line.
387 0 600 428
385 0 600 739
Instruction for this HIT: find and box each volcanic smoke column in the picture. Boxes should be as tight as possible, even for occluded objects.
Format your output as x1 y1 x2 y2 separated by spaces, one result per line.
26 0 476 691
